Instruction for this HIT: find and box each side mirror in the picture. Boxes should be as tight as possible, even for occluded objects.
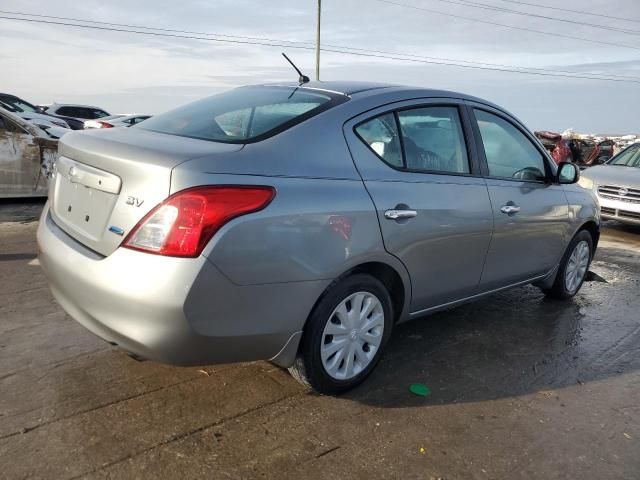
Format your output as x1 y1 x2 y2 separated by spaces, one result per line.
557 162 579 184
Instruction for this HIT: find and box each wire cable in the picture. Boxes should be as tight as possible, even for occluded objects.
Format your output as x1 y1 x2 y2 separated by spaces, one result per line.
0 9 316 47
3 10 640 81
373 0 640 50
1 15 639 84
427 0 640 35
494 0 640 24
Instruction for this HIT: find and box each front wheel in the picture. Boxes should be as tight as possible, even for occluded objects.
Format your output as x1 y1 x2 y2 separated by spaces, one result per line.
289 274 394 395
543 230 593 299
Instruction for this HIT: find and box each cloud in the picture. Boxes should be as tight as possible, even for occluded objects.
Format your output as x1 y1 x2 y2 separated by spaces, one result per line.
0 0 638 131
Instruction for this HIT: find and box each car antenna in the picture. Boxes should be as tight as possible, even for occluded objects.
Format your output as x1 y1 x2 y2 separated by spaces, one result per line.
282 53 310 85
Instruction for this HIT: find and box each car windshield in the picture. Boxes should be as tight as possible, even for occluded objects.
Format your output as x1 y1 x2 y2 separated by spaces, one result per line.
0 95 38 113
138 86 344 143
609 145 640 168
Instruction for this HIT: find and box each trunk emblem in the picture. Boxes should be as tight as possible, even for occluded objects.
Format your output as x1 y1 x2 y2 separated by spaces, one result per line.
108 226 125 236
126 196 144 207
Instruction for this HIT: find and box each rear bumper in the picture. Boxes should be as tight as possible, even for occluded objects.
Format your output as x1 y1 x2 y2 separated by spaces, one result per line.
37 203 327 366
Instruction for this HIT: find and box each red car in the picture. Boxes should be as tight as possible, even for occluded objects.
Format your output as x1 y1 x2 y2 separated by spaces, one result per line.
535 131 603 166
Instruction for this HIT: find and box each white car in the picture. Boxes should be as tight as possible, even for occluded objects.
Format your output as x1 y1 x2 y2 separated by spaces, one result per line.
580 143 640 225
84 114 151 129
42 103 111 121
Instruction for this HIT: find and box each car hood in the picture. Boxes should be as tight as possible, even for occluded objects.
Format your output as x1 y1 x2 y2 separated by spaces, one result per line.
581 164 640 188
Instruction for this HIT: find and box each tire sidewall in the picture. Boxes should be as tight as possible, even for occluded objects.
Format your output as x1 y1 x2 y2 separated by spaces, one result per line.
301 274 394 394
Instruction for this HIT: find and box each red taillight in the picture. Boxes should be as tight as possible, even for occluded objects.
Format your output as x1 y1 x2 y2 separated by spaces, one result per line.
123 186 275 257
99 121 114 128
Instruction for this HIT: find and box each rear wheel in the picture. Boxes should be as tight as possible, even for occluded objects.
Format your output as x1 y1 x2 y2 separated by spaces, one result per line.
542 230 593 299
289 274 393 395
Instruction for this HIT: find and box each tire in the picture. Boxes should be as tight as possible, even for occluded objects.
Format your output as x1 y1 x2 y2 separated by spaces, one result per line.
542 230 593 300
288 274 394 395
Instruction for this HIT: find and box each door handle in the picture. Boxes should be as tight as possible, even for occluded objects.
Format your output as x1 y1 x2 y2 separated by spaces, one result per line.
500 204 521 214
384 209 417 220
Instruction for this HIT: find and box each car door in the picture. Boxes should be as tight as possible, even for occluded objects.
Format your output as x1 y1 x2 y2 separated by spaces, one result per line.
344 99 493 313
467 103 571 290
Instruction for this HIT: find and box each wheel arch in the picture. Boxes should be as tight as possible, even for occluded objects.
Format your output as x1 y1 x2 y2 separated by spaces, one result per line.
578 220 600 257
341 262 407 323
308 259 411 329
270 260 410 368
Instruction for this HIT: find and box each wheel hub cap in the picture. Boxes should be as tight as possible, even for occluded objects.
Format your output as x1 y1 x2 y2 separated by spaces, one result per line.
321 291 385 380
564 240 590 293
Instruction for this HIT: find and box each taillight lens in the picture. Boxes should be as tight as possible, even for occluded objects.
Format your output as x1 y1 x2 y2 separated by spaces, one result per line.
123 186 275 257
99 121 114 128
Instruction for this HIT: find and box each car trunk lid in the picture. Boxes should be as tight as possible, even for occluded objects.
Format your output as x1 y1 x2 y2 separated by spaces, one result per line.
50 128 243 256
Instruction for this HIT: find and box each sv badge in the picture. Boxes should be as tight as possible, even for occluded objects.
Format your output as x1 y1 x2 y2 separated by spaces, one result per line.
126 196 144 207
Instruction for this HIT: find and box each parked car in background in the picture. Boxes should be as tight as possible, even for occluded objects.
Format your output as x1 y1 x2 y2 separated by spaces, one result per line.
535 131 571 165
84 114 151 129
38 82 598 395
572 138 602 166
39 103 111 130
580 143 640 225
84 115 125 129
0 106 58 198
0 101 70 135
596 139 615 163
0 93 70 129
535 130 603 166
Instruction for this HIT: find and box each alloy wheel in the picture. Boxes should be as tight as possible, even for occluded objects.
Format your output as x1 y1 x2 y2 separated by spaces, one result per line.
565 240 590 293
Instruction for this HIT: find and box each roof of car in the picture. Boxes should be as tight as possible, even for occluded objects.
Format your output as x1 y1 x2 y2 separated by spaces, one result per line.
259 81 400 95
256 80 494 104
51 103 108 110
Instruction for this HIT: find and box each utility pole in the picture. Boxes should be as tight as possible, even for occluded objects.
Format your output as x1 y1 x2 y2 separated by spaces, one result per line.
315 0 321 81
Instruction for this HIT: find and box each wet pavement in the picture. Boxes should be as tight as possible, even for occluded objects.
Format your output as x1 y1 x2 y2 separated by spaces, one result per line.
1 200 639 479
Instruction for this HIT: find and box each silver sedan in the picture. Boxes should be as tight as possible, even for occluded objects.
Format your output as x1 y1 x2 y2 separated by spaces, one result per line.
37 82 599 394
580 143 640 225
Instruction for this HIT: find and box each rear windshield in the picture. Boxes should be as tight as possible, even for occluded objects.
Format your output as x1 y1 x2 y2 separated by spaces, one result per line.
138 86 346 143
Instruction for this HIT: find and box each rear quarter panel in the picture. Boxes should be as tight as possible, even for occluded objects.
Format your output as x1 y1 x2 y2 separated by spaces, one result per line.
171 170 411 288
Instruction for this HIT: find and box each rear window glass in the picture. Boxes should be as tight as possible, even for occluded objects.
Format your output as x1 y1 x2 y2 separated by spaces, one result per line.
139 86 345 143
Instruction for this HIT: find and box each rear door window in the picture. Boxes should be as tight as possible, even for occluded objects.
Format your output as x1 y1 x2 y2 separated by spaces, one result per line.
397 106 469 174
354 113 403 168
355 105 470 174
139 86 345 143
92 110 110 119
57 106 81 117
77 108 95 119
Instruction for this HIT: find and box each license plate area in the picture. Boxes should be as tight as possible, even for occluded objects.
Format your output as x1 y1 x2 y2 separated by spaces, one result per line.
52 157 121 242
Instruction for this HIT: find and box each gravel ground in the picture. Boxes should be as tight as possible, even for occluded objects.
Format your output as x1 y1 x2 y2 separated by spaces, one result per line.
0 200 639 479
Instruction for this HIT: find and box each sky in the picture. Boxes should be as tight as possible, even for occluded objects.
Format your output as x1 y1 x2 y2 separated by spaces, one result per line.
0 0 638 133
